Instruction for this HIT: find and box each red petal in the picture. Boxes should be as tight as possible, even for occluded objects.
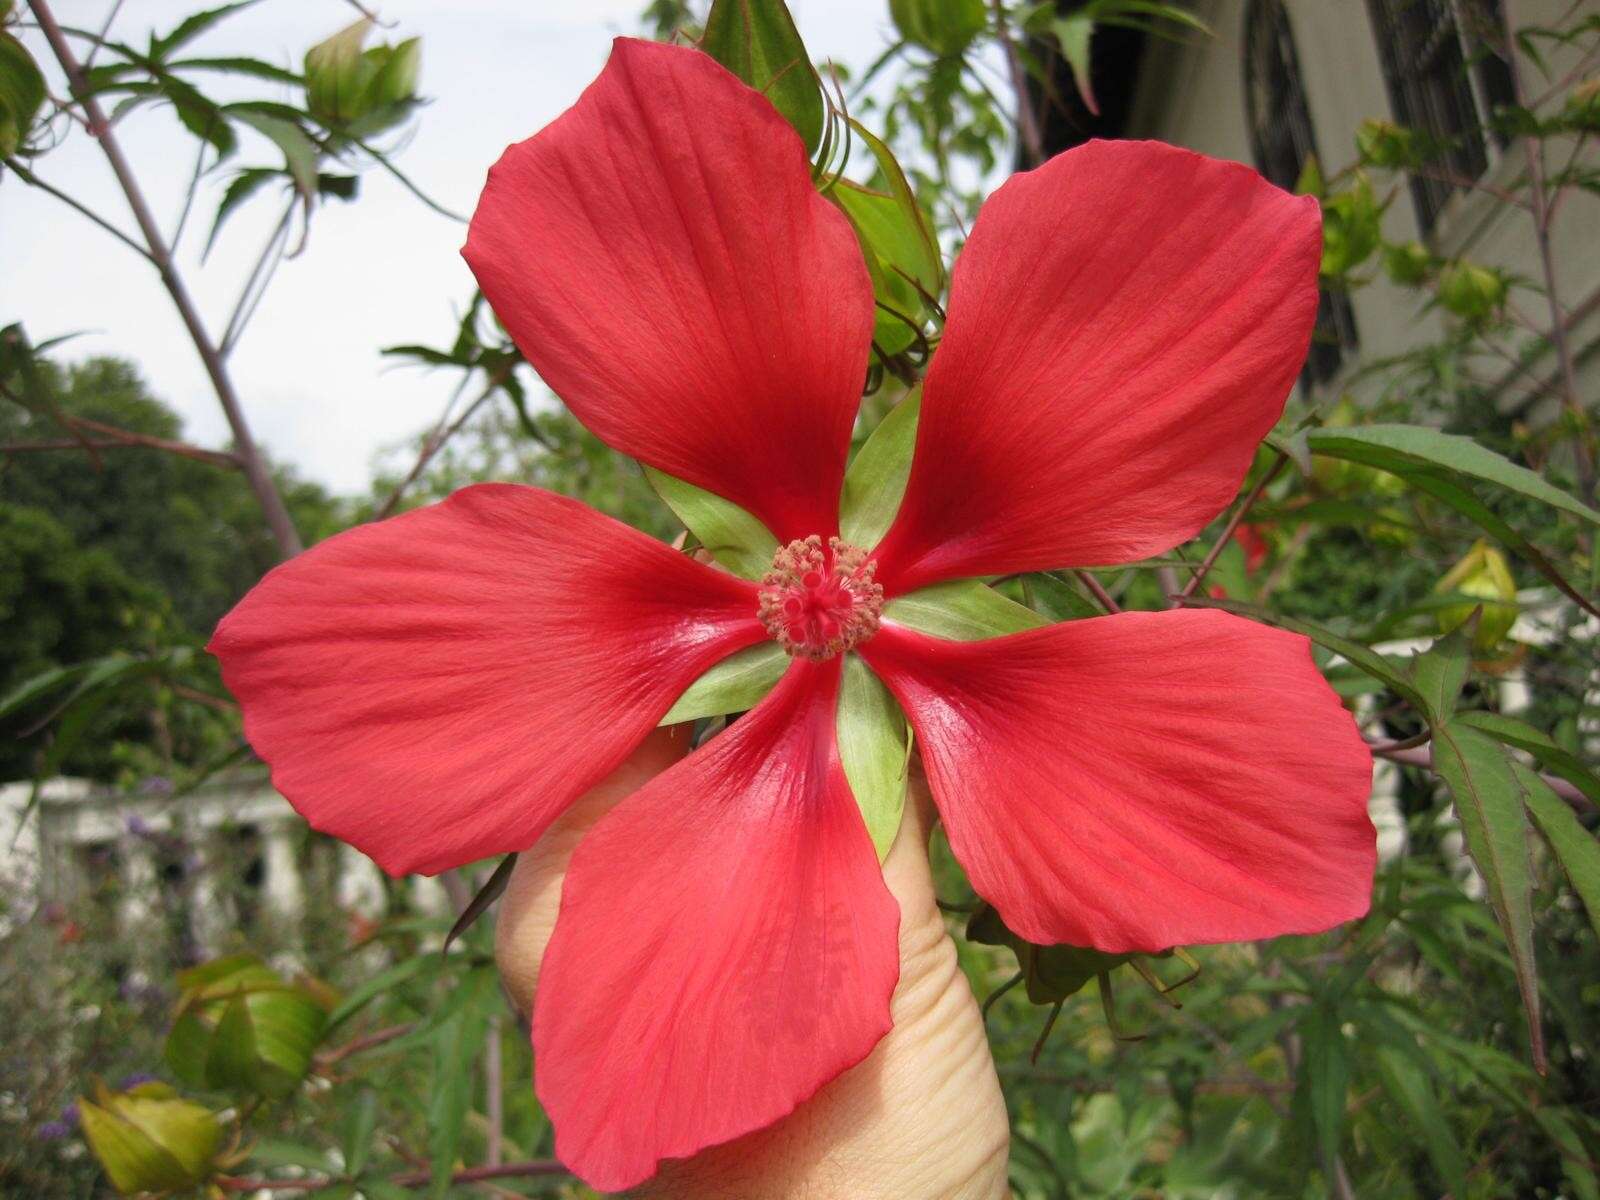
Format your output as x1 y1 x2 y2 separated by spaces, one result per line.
208 485 763 876
464 38 873 543
863 610 1374 951
533 658 899 1192
872 140 1322 594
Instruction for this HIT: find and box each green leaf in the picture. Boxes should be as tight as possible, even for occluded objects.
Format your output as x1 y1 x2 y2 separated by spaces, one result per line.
829 119 943 357
966 905 1138 1004
645 466 776 580
1430 722 1543 1069
1306 424 1600 526
702 0 823 152
889 0 987 56
1050 15 1097 114
1401 618 1472 725
204 167 276 258
325 954 439 1032
661 643 787 724
1456 710 1600 805
884 579 1046 640
1299 1003 1350 1172
229 107 320 198
1021 572 1104 621
840 391 918 547
1517 763 1600 941
1370 1043 1469 1196
342 1088 379 1178
204 995 262 1093
151 1 260 58
837 654 909 860
0 32 46 157
1535 1108 1600 1200
427 967 497 1197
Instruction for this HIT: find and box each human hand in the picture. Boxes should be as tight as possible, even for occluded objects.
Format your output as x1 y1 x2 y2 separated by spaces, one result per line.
495 726 1010 1199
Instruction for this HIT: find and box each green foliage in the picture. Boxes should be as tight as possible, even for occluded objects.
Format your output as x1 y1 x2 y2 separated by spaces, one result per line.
702 0 824 152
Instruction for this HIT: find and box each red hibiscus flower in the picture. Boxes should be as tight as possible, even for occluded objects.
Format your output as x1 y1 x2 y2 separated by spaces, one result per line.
209 37 1374 1192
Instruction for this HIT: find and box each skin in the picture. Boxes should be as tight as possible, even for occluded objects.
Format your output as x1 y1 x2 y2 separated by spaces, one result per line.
495 725 1012 1200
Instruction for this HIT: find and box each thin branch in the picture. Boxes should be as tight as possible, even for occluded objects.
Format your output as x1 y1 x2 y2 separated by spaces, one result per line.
314 1022 415 1067
2 414 241 468
3 157 154 263
992 0 1045 167
217 1159 568 1193
1502 0 1595 504
26 0 304 558
220 200 296 358
1074 570 1122 614
372 363 514 521
1179 451 1289 601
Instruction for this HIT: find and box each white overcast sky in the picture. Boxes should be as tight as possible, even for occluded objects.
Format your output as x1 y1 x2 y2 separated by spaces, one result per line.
3 1 979 494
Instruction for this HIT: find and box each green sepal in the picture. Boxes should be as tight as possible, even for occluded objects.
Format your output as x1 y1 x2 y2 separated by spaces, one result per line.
661 643 788 725
645 465 777 580
884 579 1046 641
837 654 910 861
701 0 824 152
840 390 919 548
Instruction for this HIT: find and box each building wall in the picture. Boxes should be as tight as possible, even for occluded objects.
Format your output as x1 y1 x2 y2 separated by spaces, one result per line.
1126 0 1600 417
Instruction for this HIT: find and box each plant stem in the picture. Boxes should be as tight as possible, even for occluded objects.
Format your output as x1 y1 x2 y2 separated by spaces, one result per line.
26 0 304 559
1073 570 1121 614
217 1159 568 1193
1179 451 1289 601
1501 0 1595 504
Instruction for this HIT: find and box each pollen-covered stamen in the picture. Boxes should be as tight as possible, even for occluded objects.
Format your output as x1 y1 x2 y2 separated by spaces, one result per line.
758 536 884 661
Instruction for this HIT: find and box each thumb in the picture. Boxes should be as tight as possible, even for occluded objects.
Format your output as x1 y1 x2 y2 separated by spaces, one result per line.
494 728 1011 1199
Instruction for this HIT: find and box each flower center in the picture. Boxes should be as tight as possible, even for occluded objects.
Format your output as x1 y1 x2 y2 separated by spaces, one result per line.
757 536 884 661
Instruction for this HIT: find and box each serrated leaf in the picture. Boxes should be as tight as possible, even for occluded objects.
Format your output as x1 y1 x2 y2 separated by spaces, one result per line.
1306 424 1600 526
229 107 320 198
204 167 276 258
151 1 260 58
1431 722 1543 1070
702 0 823 152
1456 710 1600 805
645 466 776 580
840 391 918 547
661 643 787 724
837 654 909 860
1517 762 1600 940
1402 618 1473 725
884 579 1046 640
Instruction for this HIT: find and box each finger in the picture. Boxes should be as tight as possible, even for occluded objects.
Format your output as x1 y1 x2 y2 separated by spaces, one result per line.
495 724 691 1010
636 769 1010 1200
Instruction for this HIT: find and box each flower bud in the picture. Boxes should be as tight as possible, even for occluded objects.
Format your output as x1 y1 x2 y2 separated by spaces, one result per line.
1434 540 1518 652
1384 240 1432 287
889 0 987 57
1437 261 1507 322
1565 79 1600 131
304 19 420 134
164 955 332 1099
1355 118 1416 168
78 1081 221 1197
